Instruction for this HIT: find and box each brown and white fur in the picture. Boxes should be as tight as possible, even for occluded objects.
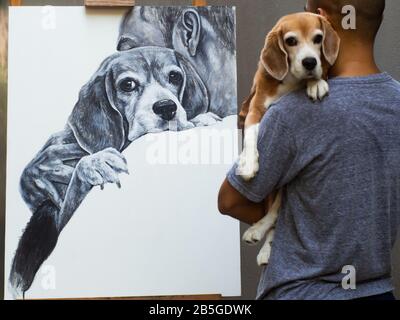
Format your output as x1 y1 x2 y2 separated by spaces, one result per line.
237 13 340 266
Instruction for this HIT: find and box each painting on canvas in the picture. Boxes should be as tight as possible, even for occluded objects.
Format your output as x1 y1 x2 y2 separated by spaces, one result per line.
4 6 240 299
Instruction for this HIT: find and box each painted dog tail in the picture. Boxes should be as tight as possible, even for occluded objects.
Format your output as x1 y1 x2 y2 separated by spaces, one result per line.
9 200 59 298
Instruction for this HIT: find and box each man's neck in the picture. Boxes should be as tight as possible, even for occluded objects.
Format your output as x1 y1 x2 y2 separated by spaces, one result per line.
329 41 381 78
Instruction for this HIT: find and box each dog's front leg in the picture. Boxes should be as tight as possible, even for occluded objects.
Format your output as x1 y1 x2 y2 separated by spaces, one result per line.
56 147 129 232
236 98 266 181
307 79 329 101
236 123 260 181
20 141 87 212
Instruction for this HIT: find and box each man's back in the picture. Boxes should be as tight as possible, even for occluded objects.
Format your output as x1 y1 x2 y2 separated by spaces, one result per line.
227 73 400 299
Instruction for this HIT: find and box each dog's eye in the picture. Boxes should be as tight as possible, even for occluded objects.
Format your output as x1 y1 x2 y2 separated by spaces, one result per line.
169 71 183 85
285 37 298 47
313 34 323 45
119 78 137 92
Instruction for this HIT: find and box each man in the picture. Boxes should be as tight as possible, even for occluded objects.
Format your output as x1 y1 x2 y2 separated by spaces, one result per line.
117 6 237 118
219 0 400 300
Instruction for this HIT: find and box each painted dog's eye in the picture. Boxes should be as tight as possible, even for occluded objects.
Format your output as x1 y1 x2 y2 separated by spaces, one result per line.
119 78 137 92
169 71 183 86
313 34 323 44
285 36 298 47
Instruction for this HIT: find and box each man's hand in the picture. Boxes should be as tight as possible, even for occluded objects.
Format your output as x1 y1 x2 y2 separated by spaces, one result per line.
218 178 266 225
20 140 87 212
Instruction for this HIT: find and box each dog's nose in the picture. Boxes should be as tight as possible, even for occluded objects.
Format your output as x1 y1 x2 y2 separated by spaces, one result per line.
152 99 177 121
302 57 317 71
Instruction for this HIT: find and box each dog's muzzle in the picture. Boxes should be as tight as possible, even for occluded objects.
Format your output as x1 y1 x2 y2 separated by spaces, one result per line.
153 99 177 121
302 57 317 71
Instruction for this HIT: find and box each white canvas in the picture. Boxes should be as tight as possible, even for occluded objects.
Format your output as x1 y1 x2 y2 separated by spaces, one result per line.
5 6 240 299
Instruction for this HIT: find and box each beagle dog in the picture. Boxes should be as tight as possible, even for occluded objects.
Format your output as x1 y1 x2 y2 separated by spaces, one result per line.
238 13 340 266
10 46 215 297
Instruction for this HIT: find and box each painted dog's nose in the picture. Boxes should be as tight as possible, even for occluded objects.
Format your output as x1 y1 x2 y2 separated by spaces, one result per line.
302 57 317 71
152 99 177 121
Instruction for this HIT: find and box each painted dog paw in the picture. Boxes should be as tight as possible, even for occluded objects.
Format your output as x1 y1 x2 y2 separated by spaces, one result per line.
76 147 129 188
190 112 222 127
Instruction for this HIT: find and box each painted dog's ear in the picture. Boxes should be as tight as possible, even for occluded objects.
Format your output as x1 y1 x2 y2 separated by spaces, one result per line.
68 69 125 154
175 52 209 120
261 28 289 81
320 16 341 66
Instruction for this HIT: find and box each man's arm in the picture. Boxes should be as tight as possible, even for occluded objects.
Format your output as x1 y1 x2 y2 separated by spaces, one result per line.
218 106 301 225
218 179 266 225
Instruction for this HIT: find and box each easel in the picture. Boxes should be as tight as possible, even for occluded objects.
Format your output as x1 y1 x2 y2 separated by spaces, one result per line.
8 0 222 301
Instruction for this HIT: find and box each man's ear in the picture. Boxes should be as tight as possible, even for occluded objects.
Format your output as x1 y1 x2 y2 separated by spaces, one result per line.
175 9 202 57
68 69 125 154
175 52 209 120
317 8 329 18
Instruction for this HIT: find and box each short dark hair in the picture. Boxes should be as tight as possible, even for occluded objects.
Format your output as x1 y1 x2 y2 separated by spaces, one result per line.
129 6 236 53
307 0 385 39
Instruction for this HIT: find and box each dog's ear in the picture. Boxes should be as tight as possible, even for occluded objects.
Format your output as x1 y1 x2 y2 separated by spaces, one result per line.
238 84 256 130
68 69 125 154
175 53 209 120
320 17 341 66
261 28 289 81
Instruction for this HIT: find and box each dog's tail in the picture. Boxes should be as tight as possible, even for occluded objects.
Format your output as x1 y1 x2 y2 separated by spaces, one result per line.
9 200 59 298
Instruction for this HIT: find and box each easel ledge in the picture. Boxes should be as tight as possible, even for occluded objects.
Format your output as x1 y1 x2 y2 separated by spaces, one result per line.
39 294 222 300
85 0 135 6
9 0 137 5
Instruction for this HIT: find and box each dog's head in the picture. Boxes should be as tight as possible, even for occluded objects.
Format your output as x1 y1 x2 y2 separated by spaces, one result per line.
68 47 209 153
261 12 340 81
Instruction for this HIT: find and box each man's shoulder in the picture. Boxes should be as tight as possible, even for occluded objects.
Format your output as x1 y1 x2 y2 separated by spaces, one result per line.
271 89 312 110
265 89 316 127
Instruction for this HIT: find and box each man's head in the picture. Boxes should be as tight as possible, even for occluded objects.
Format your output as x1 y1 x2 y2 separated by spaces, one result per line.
118 6 235 55
306 0 385 42
117 6 237 118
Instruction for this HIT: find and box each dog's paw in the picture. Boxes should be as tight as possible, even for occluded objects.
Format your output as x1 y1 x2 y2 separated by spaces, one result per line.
191 112 222 127
236 148 259 181
179 121 195 130
243 225 265 245
76 147 129 188
307 79 329 102
257 243 272 266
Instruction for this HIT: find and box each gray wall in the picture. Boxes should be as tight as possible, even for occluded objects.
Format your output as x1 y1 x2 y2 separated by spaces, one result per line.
1 0 399 300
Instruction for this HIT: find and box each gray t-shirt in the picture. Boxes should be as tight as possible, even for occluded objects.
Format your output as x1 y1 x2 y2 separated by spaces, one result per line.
227 73 400 300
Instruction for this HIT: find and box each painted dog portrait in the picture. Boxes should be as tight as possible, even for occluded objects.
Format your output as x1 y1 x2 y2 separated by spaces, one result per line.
118 6 237 121
9 6 237 298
